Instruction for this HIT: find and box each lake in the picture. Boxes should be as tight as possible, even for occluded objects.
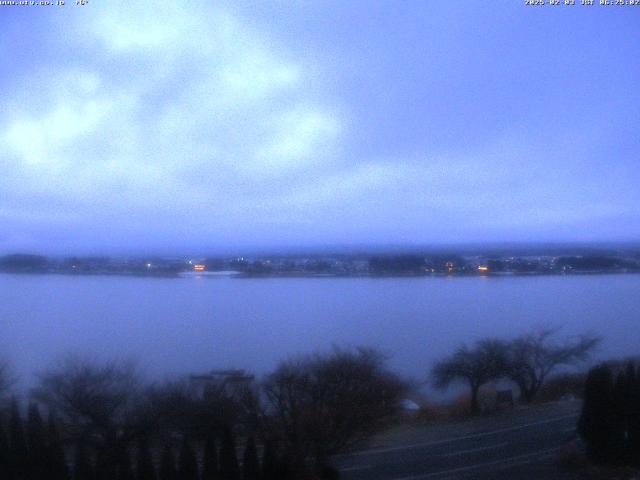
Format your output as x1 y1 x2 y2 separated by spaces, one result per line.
1 273 639 391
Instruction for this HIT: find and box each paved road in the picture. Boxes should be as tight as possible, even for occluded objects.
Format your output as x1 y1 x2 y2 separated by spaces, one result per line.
332 402 581 480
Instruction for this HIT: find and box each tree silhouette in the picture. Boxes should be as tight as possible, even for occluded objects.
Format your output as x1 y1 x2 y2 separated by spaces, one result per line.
116 444 135 480
95 445 117 480
136 437 156 480
579 361 640 466
242 436 259 480
33 357 140 450
9 399 28 479
505 330 600 403
158 444 177 480
47 411 70 480
432 339 508 415
27 403 48 479
73 442 95 480
629 362 640 463
219 427 239 480
0 420 11 480
263 347 405 476
34 357 142 478
177 437 198 480
579 364 617 464
201 433 219 480
260 440 278 480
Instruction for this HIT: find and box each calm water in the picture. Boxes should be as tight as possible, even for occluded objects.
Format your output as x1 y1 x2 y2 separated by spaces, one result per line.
1 273 639 388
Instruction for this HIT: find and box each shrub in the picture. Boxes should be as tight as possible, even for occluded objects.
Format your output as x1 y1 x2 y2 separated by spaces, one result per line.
578 361 640 466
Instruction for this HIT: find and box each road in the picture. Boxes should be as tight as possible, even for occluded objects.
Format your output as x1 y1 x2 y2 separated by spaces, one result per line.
332 401 581 480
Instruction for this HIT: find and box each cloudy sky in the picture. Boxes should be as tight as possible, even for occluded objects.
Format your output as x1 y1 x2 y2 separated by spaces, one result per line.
1 1 639 254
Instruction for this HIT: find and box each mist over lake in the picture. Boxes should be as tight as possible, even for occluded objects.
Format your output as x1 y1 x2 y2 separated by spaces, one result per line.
2 273 639 390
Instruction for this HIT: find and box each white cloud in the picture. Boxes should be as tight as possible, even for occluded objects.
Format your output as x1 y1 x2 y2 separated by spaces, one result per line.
221 53 301 101
253 106 341 171
0 2 344 241
3 96 112 167
87 3 201 53
3 2 636 251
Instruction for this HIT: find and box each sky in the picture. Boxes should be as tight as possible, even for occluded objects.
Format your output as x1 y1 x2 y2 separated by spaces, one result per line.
1 1 639 255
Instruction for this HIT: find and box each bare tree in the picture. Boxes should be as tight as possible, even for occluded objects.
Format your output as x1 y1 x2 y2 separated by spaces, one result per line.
144 372 259 441
31 355 142 476
262 347 406 475
432 339 508 415
32 356 141 430
506 329 600 403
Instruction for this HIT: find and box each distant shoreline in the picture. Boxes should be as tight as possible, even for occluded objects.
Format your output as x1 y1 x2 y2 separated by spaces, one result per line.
1 269 639 280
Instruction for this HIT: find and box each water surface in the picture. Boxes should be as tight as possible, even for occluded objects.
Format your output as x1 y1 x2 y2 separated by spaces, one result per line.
1 273 638 388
